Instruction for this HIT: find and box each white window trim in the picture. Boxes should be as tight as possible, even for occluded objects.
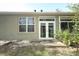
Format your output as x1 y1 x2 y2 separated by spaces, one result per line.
38 16 56 40
39 21 56 40
39 20 56 40
18 17 35 32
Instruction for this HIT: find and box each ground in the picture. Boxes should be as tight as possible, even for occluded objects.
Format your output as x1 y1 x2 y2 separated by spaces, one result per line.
0 40 78 56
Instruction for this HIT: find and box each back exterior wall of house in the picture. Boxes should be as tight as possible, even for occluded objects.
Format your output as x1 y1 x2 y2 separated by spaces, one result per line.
0 15 71 41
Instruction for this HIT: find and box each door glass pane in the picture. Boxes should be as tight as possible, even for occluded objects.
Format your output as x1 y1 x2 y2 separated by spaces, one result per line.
48 23 54 37
40 23 46 38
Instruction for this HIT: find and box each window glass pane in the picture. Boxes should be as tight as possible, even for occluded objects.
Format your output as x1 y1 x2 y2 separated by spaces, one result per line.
19 25 26 32
61 22 68 31
61 22 75 33
61 19 72 21
19 17 26 25
28 17 34 25
69 22 75 32
28 25 34 32
46 19 54 21
40 19 46 21
40 19 54 21
26 18 28 25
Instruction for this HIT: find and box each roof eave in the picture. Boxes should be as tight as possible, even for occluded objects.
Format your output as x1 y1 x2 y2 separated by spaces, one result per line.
0 12 75 16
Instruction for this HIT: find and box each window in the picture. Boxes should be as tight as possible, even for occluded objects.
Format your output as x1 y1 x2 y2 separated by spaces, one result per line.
60 19 75 33
40 19 54 21
19 17 34 32
61 22 75 32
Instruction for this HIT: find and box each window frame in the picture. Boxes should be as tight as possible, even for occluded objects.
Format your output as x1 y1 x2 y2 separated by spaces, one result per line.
60 19 79 33
18 16 35 32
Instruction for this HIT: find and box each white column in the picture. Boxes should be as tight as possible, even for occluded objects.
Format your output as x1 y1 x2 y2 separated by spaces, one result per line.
59 16 61 31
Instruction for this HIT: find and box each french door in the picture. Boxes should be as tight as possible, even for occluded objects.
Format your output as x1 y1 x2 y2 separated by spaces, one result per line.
39 21 55 39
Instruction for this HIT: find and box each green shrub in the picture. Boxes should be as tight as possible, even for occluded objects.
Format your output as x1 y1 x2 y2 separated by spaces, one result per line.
56 29 79 47
56 30 71 46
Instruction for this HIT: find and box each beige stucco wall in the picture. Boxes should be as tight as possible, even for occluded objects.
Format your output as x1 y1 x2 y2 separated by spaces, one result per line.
0 15 60 41
0 15 39 41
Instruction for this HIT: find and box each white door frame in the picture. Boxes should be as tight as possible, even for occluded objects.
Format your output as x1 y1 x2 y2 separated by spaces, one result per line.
39 21 56 40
